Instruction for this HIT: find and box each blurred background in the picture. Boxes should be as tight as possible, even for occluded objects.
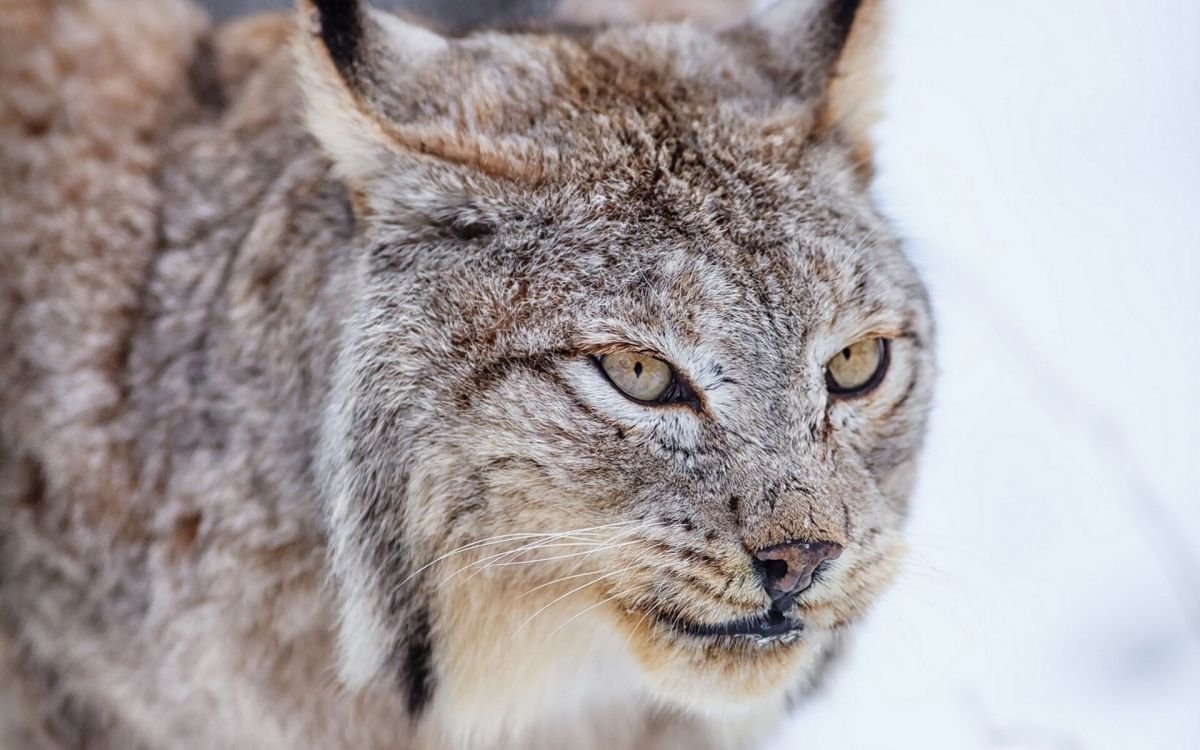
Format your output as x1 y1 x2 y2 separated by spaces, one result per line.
204 1 1200 747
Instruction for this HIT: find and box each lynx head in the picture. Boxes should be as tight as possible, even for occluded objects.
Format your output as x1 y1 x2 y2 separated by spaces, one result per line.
297 0 932 732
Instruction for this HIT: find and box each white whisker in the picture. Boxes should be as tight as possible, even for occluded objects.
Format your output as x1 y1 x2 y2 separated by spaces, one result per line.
509 567 633 642
623 604 657 653
517 568 616 600
445 521 661 586
481 540 641 569
544 586 641 642
429 523 639 589
387 521 636 594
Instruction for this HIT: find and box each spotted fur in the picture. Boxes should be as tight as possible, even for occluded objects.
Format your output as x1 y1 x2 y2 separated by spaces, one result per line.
0 0 933 748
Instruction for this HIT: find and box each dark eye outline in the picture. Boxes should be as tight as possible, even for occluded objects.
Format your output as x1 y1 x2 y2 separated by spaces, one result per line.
825 338 890 398
592 353 702 411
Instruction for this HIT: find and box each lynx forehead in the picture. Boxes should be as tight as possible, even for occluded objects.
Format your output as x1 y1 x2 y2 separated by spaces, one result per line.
0 0 933 748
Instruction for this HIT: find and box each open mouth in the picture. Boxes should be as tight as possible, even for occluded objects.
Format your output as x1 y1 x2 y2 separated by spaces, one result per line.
661 606 804 643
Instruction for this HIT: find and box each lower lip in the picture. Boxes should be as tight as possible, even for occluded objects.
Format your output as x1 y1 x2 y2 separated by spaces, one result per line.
668 608 804 642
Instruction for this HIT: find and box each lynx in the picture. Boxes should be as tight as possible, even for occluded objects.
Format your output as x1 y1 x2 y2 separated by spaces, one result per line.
0 0 934 747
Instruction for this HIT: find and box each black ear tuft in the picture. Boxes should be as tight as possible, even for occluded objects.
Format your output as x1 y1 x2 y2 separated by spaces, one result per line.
828 0 864 39
311 0 365 78
820 0 864 70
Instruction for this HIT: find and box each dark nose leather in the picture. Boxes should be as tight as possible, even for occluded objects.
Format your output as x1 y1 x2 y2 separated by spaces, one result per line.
753 540 844 606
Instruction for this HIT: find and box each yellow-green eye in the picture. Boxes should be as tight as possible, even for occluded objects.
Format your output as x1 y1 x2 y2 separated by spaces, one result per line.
825 338 889 396
599 352 674 403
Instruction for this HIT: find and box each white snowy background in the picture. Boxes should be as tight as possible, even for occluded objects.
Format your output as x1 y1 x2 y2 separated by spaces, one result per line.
769 0 1200 748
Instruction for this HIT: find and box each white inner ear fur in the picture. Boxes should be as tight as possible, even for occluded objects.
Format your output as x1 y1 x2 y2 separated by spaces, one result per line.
293 37 391 181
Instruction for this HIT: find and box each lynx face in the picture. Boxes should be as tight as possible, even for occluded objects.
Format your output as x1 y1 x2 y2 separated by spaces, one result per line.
301 0 932 727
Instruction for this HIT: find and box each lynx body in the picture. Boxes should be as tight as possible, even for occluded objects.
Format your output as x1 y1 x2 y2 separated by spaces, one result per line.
0 0 933 747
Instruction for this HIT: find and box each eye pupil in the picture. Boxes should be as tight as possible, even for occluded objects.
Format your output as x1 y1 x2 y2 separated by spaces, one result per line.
598 352 685 405
841 348 852 361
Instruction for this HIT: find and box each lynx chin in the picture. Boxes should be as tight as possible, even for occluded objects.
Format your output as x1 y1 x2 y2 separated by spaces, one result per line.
0 0 934 747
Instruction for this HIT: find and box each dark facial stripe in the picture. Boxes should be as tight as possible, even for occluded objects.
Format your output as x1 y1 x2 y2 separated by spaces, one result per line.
458 350 565 404
401 605 435 715
458 351 635 436
879 369 919 423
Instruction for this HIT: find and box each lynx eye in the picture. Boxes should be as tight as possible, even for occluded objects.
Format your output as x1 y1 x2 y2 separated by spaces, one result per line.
599 352 674 403
825 338 889 396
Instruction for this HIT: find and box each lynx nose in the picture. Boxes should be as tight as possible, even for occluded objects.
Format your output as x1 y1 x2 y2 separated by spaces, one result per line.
752 540 843 607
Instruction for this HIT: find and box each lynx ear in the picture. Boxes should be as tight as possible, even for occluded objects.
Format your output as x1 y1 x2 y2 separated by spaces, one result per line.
731 0 887 174
295 1 442 180
294 0 549 199
820 0 886 170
